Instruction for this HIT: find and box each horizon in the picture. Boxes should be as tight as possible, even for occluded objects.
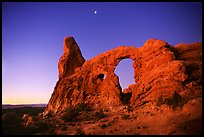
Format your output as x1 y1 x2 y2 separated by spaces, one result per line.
2 2 202 104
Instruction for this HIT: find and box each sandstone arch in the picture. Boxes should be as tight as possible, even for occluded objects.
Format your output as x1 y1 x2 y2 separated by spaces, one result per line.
43 37 202 116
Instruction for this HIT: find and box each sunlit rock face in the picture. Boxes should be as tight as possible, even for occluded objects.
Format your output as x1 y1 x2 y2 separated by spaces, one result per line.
43 37 202 117
58 36 85 79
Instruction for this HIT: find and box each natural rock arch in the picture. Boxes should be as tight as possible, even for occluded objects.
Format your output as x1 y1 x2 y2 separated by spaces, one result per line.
43 37 202 116
75 46 141 109
44 38 141 114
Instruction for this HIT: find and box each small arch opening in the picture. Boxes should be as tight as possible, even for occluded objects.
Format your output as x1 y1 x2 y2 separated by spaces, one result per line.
98 73 106 81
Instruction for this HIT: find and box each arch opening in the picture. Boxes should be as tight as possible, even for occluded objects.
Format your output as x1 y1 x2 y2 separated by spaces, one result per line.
98 73 106 81
115 58 135 91
114 58 135 104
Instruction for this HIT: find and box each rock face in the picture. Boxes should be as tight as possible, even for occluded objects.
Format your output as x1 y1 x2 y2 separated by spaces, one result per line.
58 36 85 79
43 37 202 118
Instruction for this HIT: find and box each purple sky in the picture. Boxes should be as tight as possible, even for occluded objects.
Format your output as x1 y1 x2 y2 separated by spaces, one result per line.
2 2 202 104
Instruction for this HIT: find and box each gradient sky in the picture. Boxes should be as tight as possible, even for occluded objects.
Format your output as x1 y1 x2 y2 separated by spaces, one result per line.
2 2 202 104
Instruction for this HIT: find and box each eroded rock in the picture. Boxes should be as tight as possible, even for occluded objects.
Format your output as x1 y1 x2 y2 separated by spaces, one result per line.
58 36 85 79
43 37 202 118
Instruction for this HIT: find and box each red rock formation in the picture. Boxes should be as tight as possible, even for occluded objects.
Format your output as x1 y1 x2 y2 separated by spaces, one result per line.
58 36 85 79
43 37 202 119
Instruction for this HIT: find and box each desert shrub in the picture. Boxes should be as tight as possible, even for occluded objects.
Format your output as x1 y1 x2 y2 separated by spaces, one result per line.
156 92 182 110
2 112 24 135
61 107 79 122
99 123 108 129
35 119 57 135
125 105 133 112
2 107 45 118
75 103 86 110
45 111 52 118
75 103 92 112
84 115 93 121
99 122 112 129
35 120 50 131
61 126 67 131
2 112 22 125
2 107 50 135
75 128 85 135
156 96 164 107
94 109 107 120
121 114 130 120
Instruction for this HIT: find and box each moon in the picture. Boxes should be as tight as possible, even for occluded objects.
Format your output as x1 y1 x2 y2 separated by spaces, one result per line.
94 11 97 14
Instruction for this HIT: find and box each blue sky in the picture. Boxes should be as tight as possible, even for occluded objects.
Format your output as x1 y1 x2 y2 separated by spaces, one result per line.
2 2 202 104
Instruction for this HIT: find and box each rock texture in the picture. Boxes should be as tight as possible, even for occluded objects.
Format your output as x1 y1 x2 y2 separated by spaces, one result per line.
42 37 202 134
